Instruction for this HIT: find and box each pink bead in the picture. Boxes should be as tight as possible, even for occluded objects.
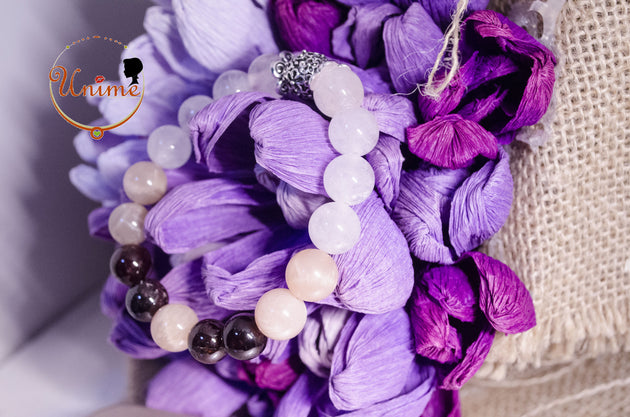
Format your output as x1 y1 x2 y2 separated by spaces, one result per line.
286 249 339 302
123 161 167 205
150 304 198 352
311 64 364 117
108 202 147 245
255 288 307 340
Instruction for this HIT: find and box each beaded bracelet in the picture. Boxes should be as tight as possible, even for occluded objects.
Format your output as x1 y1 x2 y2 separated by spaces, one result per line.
107 51 379 364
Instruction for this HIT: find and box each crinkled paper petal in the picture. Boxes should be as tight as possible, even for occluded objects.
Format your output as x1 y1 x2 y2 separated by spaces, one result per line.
365 134 402 211
423 264 478 323
73 126 125 164
392 167 468 264
250 100 335 195
421 388 461 417
88 206 114 240
276 181 329 229
407 114 497 169
449 148 512 256
100 275 127 319
273 0 347 56
96 139 149 191
323 194 414 314
173 0 278 73
145 178 280 253
147 358 250 417
364 93 417 142
69 164 119 203
191 92 270 170
383 3 443 93
439 321 494 390
464 252 536 334
275 372 328 417
332 3 401 67
418 0 488 30
109 309 163 359
144 6 217 82
409 286 462 364
329 309 416 410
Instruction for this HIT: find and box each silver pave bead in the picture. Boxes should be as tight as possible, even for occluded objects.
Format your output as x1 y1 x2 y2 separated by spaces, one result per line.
272 50 328 99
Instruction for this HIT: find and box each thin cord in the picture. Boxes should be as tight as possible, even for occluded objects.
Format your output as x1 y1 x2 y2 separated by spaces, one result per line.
423 0 469 98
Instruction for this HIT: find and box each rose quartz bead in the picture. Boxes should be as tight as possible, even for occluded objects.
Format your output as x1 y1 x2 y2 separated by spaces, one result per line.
308 202 361 255
311 64 364 117
213 69 251 99
323 154 375 205
286 249 339 302
123 161 167 205
248 53 280 97
177 95 213 129
328 107 380 156
255 288 307 340
108 202 147 245
150 304 199 352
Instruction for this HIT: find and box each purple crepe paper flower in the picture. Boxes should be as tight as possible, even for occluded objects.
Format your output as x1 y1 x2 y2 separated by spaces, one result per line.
392 147 513 264
407 114 498 169
410 252 535 390
276 306 436 416
272 0 348 56
417 10 556 142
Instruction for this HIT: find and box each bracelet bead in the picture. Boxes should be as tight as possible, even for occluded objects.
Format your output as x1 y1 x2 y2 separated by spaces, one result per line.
328 107 379 156
223 313 267 360
150 304 199 352
123 161 167 205
177 95 213 130
110 244 152 287
323 154 375 205
125 279 169 322
285 249 338 302
147 125 193 170
187 319 227 365
212 69 251 100
108 202 147 245
308 202 361 255
254 288 308 340
311 64 364 117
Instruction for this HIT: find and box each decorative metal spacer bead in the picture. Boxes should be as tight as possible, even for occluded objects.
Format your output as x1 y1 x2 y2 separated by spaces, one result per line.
272 50 328 99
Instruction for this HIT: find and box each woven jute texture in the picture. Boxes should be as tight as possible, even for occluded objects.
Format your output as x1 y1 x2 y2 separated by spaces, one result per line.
461 351 630 416
475 0 630 380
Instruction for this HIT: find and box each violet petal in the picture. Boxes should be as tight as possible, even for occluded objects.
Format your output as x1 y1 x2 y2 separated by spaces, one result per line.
421 388 461 417
365 134 402 212
88 206 113 240
364 93 417 142
172 0 277 73
383 3 443 93
407 114 498 169
272 0 347 56
409 286 462 364
100 275 127 320
275 372 328 417
146 358 250 417
249 100 335 195
109 309 164 359
464 252 536 334
423 265 478 323
325 193 414 314
276 181 329 229
419 0 488 30
69 164 119 203
448 148 512 256
439 321 495 390
96 139 149 191
145 178 280 253
392 167 469 264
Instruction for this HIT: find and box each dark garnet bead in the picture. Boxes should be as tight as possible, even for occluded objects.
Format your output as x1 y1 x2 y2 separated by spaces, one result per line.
222 313 267 361
188 319 227 365
125 279 168 322
110 245 152 286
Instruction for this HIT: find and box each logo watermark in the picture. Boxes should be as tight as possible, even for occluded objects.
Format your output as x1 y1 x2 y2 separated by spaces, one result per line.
49 35 144 140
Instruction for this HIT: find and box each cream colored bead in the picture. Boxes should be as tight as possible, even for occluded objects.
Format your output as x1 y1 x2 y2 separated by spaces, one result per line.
150 304 198 352
255 288 307 340
123 161 167 205
286 249 339 302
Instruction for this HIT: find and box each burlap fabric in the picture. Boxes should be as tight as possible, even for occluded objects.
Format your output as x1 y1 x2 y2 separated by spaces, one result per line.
460 0 630 414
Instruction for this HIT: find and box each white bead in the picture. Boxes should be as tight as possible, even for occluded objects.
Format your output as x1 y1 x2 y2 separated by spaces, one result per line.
123 161 167 205
323 155 375 205
147 125 192 170
255 288 307 340
108 202 147 245
312 64 364 117
248 54 280 97
328 107 380 156
286 249 339 302
177 95 213 129
150 304 199 352
212 69 252 99
308 202 361 254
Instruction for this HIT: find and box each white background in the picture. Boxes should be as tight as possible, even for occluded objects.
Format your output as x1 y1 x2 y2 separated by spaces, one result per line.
0 1 151 415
